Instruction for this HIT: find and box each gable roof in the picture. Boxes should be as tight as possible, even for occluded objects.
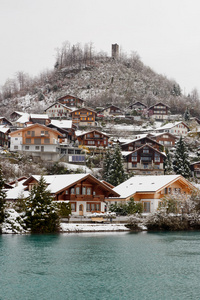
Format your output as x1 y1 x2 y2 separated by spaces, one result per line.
30 114 50 120
76 129 110 138
71 107 97 114
148 102 170 110
122 135 162 147
9 123 62 137
113 175 195 199
128 101 147 108
122 143 166 157
49 119 74 129
23 174 120 197
151 132 178 139
156 121 190 131
57 94 84 102
44 102 72 112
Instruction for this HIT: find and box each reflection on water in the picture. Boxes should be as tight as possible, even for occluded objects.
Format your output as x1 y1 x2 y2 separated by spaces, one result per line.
0 231 200 300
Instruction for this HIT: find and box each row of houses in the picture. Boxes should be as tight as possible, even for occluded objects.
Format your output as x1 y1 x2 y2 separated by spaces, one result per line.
5 173 197 215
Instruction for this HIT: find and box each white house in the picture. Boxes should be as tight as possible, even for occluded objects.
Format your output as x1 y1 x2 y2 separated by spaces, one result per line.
155 121 189 137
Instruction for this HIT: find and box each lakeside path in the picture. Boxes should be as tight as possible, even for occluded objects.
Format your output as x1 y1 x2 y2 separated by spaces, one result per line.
60 223 130 233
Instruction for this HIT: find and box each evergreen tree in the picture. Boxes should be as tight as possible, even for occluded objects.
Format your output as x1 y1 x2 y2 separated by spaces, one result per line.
109 144 126 186
164 148 173 174
173 136 191 178
102 148 112 182
0 165 6 228
184 107 190 122
25 176 59 233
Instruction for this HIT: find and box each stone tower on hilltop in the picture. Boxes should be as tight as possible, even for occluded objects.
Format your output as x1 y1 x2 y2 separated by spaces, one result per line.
112 44 119 59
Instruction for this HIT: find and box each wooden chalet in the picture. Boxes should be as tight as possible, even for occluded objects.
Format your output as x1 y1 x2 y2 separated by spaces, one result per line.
48 120 76 143
23 174 119 216
71 107 97 127
0 126 10 147
107 175 196 213
190 161 200 178
57 94 84 108
150 132 177 148
29 114 51 126
128 101 147 111
44 102 72 118
101 105 124 117
148 102 170 120
76 130 110 148
121 135 163 152
0 117 12 127
122 143 166 175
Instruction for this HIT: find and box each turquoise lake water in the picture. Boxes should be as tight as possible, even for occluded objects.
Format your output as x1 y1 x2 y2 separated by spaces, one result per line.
0 231 200 300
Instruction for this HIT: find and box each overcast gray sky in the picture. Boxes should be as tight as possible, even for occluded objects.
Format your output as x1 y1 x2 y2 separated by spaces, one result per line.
1 0 200 94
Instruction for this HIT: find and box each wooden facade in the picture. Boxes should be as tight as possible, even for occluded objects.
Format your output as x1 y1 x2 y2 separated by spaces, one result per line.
123 144 166 175
71 108 97 127
76 130 110 148
57 94 84 107
121 136 163 152
148 102 170 120
190 161 200 178
107 175 196 213
151 132 177 148
101 105 123 117
44 102 72 118
23 174 119 216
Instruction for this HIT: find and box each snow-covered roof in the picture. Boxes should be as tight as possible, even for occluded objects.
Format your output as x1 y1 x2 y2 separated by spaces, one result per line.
28 174 91 194
50 119 73 129
113 175 185 198
156 121 189 131
5 179 29 200
0 126 10 133
30 114 49 119
25 173 119 196
16 113 29 124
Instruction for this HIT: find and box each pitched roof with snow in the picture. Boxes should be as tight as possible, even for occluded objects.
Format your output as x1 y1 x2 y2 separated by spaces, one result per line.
23 173 120 196
50 119 73 129
113 175 192 199
155 121 189 131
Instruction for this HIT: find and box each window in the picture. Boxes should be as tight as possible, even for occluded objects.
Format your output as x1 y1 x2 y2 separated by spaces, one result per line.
71 203 76 211
96 203 100 211
26 138 31 144
82 187 86 195
44 138 50 144
35 146 40 150
143 147 149 153
31 131 35 137
88 141 95 145
71 188 75 194
15 138 18 140
27 131 31 135
86 203 90 211
76 187 80 195
168 188 171 194
143 163 148 169
34 138 41 145
155 152 160 162
91 204 95 211
132 163 137 168
131 151 137 162
14 146 18 149
143 202 150 213
25 146 29 150
87 187 91 195
164 188 168 194
129 146 133 150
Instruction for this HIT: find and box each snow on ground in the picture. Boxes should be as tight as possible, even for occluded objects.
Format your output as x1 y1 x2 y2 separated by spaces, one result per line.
60 223 129 232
